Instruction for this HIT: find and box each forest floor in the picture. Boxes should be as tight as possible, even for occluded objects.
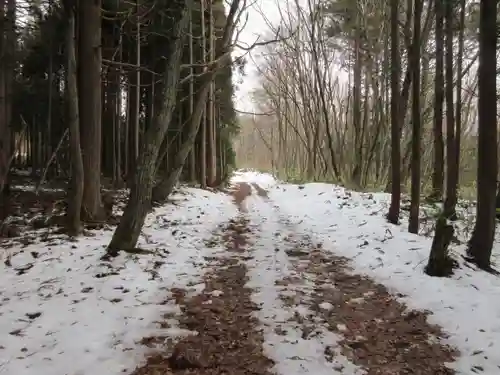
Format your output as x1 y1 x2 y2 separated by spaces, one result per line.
1 170 500 375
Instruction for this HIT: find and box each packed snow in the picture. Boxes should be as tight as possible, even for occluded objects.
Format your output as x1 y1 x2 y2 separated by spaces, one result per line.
2 170 500 375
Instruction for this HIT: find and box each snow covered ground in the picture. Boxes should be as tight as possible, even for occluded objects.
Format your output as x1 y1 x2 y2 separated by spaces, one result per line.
0 188 237 375
2 170 500 375
232 169 500 375
243 190 364 375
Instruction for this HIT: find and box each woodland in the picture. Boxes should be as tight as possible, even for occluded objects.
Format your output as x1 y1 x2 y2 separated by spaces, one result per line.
235 0 499 275
0 0 243 250
0 0 499 373
0 0 498 280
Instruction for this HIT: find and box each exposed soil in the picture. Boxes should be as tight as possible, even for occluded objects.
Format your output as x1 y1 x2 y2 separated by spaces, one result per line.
130 216 275 375
228 182 252 213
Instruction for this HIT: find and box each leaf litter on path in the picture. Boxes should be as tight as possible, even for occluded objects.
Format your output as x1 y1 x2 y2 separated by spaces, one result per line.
131 216 275 375
281 231 458 374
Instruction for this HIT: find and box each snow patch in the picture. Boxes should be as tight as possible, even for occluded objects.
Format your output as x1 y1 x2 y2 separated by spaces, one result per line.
0 188 238 375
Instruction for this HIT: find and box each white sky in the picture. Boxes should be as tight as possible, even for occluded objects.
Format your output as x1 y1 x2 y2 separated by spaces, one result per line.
230 0 281 112
229 0 348 113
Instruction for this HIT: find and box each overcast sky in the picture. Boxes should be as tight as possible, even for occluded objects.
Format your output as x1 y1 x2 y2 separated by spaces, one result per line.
230 0 281 112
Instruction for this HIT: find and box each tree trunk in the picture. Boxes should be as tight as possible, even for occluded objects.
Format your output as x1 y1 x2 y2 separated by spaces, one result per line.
430 0 444 201
101 30 115 178
387 0 401 225
46 0 54 173
425 0 461 276
152 73 214 202
188 5 196 182
199 0 207 187
107 1 190 253
127 4 141 180
206 0 217 186
0 0 10 197
467 0 497 270
454 0 465 195
426 215 456 276
5 0 14 160
65 0 84 236
78 0 104 221
408 0 422 234
495 183 500 219
351 14 362 187
127 69 140 180
443 0 457 219
426 0 461 277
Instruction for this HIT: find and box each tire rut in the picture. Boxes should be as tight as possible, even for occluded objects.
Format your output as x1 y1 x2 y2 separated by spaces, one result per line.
255 191 459 374
282 236 458 374
130 216 274 375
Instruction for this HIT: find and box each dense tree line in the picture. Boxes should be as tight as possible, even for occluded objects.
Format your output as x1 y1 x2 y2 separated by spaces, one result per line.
0 0 241 249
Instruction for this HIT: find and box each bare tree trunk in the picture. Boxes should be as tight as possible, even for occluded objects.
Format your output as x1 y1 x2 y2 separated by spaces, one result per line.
0 0 9 197
0 0 15 199
454 0 465 193
408 0 422 234
152 73 214 202
107 2 190 253
351 12 362 187
113 26 123 185
188 5 196 182
387 0 401 225
5 0 14 161
307 2 340 180
206 0 217 186
127 0 141 179
426 0 460 277
443 0 457 219
65 0 84 236
430 0 444 201
127 72 139 179
467 0 497 271
199 0 207 187
46 0 54 173
78 0 104 221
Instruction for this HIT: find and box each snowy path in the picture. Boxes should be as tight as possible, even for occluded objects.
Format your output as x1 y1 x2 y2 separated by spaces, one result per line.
231 170 500 375
243 195 364 375
240 190 456 375
3 170 500 375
